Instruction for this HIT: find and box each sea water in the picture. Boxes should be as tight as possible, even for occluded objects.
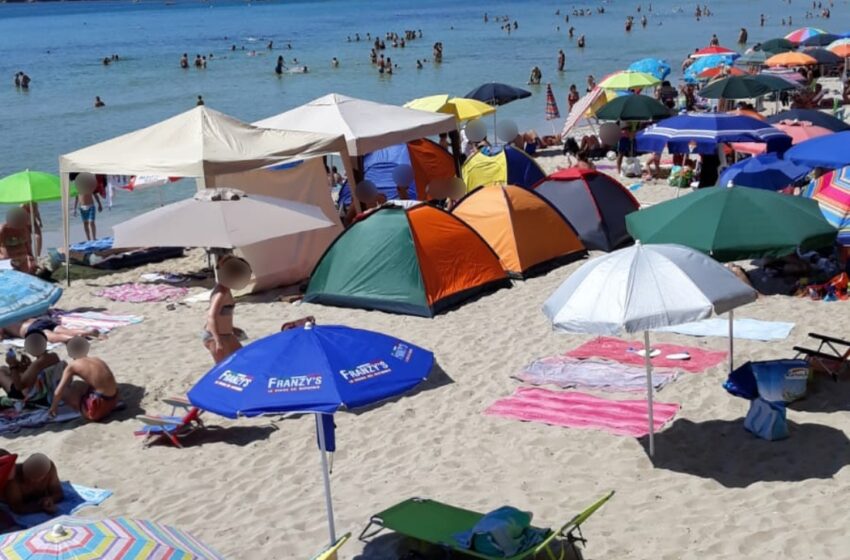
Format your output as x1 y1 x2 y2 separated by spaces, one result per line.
0 0 847 242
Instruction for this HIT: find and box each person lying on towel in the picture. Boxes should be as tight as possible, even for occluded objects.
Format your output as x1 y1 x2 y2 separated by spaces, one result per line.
1 316 104 345
0 330 64 406
49 337 118 422
0 450 63 514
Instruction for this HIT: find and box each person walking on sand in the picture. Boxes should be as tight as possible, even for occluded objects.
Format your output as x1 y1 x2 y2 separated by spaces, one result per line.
204 255 252 363
557 49 565 71
72 172 102 242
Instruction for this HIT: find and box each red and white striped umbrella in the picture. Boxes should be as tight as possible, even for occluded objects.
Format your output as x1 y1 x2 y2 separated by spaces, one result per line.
545 83 561 120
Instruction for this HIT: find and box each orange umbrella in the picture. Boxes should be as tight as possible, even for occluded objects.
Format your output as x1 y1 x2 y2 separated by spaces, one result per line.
829 44 850 58
698 66 746 79
765 52 818 67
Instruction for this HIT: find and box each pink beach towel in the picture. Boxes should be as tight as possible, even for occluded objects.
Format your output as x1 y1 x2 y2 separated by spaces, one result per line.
566 336 726 373
95 283 188 303
485 387 679 437
52 310 143 333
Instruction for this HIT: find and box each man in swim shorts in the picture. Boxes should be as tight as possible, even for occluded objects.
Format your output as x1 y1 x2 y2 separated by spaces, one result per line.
72 173 102 241
49 337 118 422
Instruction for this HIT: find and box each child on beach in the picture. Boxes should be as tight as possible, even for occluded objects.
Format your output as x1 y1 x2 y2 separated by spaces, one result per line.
72 172 102 241
49 336 119 422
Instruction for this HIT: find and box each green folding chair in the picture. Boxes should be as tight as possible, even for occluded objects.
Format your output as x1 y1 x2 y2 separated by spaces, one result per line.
359 491 614 560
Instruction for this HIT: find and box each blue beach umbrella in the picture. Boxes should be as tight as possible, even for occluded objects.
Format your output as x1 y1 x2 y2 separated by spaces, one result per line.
188 323 434 547
718 153 811 190
636 113 792 155
684 54 736 82
785 131 850 169
628 58 671 80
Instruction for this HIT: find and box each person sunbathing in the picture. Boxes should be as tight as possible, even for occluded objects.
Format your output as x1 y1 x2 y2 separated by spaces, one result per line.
204 256 252 364
0 451 63 514
0 331 62 405
49 337 118 422
0 316 102 344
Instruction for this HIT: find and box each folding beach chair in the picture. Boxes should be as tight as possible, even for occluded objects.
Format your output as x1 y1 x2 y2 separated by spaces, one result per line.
135 396 204 448
793 332 850 381
309 532 350 560
359 491 614 560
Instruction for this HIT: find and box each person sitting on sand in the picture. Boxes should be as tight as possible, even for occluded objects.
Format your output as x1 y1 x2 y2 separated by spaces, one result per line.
344 180 387 225
0 330 63 405
0 207 36 274
204 257 252 364
0 451 63 514
49 336 118 422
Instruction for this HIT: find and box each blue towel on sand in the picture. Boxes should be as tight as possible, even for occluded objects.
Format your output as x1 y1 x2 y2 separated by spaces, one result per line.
655 318 794 341
2 483 112 528
70 237 114 254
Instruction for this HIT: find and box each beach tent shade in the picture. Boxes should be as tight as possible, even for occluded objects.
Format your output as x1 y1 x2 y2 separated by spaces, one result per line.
452 185 586 277
804 166 850 246
338 139 456 205
208 158 343 292
461 145 546 191
59 106 355 284
305 204 510 317
767 109 850 132
535 168 640 252
625 186 838 261
254 93 457 156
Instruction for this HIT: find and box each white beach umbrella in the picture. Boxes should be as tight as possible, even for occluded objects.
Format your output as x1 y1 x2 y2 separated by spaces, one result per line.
112 188 334 249
542 242 756 456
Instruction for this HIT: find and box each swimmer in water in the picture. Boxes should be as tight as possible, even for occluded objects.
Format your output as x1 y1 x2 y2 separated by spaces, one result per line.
94 96 105 108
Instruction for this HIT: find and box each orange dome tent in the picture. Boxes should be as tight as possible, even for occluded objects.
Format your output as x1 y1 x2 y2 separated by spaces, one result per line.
452 185 587 278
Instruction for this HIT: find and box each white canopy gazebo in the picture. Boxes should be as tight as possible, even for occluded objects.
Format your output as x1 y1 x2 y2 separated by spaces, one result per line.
58 106 355 283
254 93 458 156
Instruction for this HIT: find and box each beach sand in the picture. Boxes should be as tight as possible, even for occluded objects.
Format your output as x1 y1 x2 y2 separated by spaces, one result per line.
6 153 850 559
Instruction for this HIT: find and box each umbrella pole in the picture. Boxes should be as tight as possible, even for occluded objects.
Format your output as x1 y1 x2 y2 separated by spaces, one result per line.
29 202 36 257
492 108 498 147
644 330 655 457
315 413 337 546
728 309 734 374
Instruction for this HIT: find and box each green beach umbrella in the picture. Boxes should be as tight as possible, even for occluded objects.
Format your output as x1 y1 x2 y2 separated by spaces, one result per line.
595 94 671 121
759 38 795 55
699 76 771 99
625 186 837 261
0 170 62 204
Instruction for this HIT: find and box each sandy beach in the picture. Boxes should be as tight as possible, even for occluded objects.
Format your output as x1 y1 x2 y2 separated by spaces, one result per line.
4 149 849 560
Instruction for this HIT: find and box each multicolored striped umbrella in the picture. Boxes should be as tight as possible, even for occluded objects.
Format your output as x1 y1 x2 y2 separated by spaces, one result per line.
545 83 560 120
0 516 224 559
785 27 827 44
805 166 850 246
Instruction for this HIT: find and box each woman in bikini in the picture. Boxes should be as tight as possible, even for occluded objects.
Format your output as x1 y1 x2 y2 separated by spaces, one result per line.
204 255 252 363
0 208 36 274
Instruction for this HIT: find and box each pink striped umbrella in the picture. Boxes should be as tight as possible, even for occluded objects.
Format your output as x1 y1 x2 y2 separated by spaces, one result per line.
545 83 561 120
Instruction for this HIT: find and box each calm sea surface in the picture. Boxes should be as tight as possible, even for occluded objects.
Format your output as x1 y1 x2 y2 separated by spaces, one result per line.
0 0 847 240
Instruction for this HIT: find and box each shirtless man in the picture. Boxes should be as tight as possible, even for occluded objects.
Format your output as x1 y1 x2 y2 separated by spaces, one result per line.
0 331 61 404
0 207 36 274
72 173 102 242
1 316 101 345
0 451 63 514
49 337 118 422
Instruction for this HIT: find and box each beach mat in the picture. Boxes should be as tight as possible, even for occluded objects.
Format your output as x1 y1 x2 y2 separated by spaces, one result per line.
52 309 144 333
485 387 679 437
95 283 188 303
514 357 679 392
567 336 727 373
1 483 113 529
0 407 80 435
655 318 794 341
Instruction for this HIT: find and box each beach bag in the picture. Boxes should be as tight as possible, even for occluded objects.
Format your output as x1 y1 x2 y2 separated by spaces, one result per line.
622 157 642 177
455 506 545 557
744 398 788 441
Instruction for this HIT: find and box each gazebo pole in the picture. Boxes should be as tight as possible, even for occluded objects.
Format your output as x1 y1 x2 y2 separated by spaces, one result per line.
315 413 337 547
643 330 655 457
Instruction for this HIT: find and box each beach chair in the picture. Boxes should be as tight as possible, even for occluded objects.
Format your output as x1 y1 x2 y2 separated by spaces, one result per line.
309 532 350 560
135 396 204 448
359 491 614 560
793 332 850 381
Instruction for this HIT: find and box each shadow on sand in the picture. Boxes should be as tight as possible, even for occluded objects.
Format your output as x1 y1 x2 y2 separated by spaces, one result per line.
640 417 850 488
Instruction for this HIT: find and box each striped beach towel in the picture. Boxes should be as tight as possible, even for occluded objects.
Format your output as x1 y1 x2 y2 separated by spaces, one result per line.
485 387 679 437
52 310 143 333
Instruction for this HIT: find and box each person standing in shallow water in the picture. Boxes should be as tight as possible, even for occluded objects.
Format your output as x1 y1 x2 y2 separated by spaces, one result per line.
275 55 284 75
557 49 565 71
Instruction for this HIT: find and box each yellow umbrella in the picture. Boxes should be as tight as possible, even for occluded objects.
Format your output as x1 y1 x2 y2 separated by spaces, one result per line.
444 97 495 121
765 51 818 67
404 94 450 113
